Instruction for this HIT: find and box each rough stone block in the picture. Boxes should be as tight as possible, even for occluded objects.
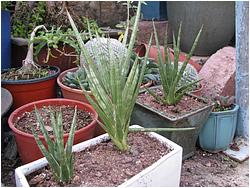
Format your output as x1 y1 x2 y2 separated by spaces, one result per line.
199 46 236 98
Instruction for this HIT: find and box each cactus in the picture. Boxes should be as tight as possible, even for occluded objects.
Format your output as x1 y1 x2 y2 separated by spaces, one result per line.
178 62 200 90
83 37 128 65
62 68 90 90
31 106 77 183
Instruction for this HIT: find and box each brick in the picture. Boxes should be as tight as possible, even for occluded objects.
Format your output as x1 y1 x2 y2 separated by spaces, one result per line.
198 46 236 98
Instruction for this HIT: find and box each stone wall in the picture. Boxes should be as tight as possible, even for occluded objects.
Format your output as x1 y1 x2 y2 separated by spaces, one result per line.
67 1 128 27
235 1 249 138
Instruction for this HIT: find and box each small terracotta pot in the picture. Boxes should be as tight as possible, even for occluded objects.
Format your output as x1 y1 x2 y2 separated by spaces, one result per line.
8 98 98 164
134 43 202 72
1 66 60 110
190 83 203 96
57 67 94 104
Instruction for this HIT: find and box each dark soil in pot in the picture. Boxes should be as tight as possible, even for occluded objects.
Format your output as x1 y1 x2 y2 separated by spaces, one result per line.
1 66 56 81
27 132 172 187
137 88 208 119
14 105 93 135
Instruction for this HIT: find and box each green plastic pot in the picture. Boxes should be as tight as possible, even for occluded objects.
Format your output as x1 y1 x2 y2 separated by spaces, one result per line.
198 104 239 152
131 86 213 160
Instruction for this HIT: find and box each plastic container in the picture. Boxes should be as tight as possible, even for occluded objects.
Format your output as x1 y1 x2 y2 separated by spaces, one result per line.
198 104 239 152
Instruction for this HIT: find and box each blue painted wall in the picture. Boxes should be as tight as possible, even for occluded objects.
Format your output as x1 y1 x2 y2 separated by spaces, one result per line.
235 1 249 139
141 1 167 20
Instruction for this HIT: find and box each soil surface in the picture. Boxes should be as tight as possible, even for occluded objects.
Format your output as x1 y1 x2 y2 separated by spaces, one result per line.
27 132 171 187
1 146 248 187
1 66 55 81
15 105 93 135
181 149 249 187
137 88 208 119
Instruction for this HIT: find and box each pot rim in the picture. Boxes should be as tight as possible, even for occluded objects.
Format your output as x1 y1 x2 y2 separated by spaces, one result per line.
1 66 60 85
137 86 214 122
210 104 239 115
57 67 92 95
8 98 98 139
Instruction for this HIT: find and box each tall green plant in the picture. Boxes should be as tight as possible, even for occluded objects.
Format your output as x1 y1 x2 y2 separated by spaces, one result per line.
31 106 77 183
67 2 195 152
147 22 203 105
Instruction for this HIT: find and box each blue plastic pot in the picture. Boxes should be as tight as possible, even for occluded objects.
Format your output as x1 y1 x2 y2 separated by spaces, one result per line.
198 104 239 152
141 1 167 21
1 10 11 69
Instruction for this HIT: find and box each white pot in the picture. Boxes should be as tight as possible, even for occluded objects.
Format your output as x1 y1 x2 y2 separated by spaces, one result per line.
15 125 183 187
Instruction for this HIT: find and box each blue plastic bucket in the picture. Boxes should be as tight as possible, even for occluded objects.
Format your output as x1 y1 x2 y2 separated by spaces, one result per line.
1 10 11 69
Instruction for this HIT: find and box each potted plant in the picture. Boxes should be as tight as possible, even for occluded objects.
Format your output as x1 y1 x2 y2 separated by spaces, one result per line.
131 22 214 160
14 2 189 186
198 96 239 152
2 25 60 110
8 98 98 164
10 1 103 71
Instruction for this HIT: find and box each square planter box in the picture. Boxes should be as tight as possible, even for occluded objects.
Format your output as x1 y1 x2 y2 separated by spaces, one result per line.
15 125 183 187
198 104 239 152
131 87 213 160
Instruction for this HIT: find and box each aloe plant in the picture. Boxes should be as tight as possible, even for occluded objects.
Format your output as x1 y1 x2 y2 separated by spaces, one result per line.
31 106 77 182
146 22 203 105
62 67 90 90
67 2 195 152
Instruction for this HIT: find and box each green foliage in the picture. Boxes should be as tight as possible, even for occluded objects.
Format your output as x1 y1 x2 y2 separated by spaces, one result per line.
62 67 90 90
12 2 46 38
81 17 103 38
32 106 77 183
67 1 150 151
146 22 203 105
1 1 12 10
213 96 235 112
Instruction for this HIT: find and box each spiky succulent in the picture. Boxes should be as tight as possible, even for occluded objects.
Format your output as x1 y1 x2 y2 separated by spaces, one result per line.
31 106 77 183
146 22 203 105
62 68 90 90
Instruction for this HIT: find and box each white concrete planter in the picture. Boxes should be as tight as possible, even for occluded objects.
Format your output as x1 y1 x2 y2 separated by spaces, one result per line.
15 125 183 187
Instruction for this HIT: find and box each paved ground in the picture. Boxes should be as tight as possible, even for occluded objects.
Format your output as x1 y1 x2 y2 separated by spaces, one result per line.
180 149 249 187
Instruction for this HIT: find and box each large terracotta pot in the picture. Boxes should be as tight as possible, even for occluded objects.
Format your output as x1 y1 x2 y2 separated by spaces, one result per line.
8 98 98 164
167 2 235 56
1 66 60 110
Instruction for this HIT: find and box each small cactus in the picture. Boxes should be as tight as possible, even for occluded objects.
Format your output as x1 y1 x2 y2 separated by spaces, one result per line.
62 68 90 90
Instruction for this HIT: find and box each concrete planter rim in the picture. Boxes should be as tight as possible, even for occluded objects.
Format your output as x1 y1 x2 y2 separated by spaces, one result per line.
15 125 182 187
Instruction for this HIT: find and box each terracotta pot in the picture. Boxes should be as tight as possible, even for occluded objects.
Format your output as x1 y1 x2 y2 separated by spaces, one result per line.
190 83 203 96
1 66 60 110
134 43 202 72
57 67 94 104
8 98 98 164
37 44 78 72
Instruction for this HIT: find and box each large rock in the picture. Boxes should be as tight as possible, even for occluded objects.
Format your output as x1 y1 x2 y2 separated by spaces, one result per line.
199 46 236 98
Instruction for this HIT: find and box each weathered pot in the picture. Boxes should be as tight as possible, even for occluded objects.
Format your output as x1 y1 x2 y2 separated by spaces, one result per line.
1 66 60 110
167 2 235 56
15 125 182 187
8 98 98 164
198 104 239 152
131 86 213 159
